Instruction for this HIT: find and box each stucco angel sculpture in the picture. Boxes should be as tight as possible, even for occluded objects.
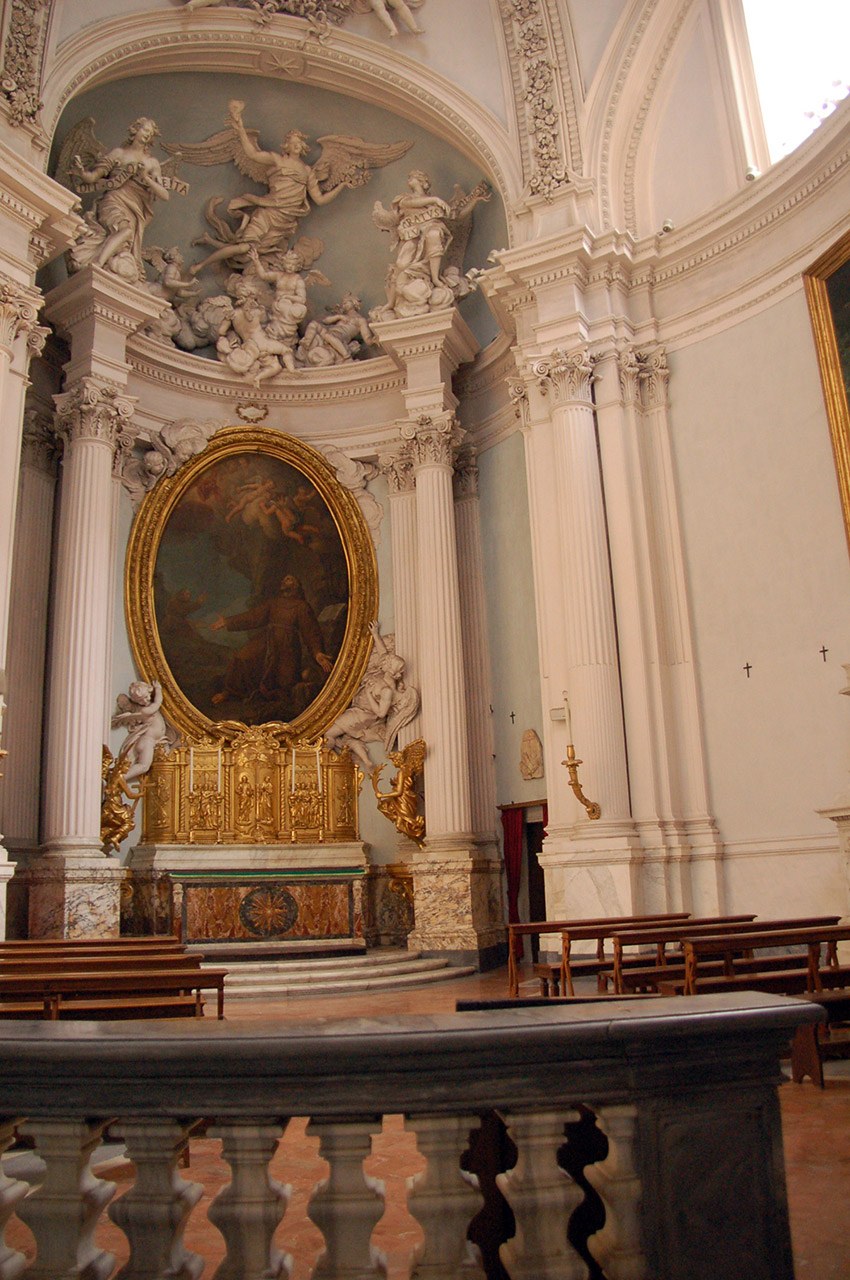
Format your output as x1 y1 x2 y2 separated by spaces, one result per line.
111 680 180 784
165 100 411 277
324 621 419 772
371 172 491 320
57 117 187 284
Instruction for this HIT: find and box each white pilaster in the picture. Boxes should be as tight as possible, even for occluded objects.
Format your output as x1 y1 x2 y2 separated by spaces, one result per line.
380 444 421 747
1 410 58 852
453 447 498 846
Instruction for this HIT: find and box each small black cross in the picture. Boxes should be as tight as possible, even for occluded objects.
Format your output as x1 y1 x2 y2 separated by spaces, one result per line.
509 711 516 724
743 663 752 678
820 646 829 662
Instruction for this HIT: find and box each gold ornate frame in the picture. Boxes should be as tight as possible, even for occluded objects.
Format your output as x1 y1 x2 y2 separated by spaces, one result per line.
805 230 850 562
125 425 378 742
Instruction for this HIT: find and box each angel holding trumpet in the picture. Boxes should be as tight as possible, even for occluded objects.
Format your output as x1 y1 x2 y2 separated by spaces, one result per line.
172 100 411 276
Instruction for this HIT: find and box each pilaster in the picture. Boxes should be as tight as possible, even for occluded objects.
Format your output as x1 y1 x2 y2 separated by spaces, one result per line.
378 443 421 747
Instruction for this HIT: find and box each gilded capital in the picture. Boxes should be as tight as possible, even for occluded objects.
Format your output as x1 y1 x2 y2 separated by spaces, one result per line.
533 347 596 405
53 378 138 456
400 413 464 470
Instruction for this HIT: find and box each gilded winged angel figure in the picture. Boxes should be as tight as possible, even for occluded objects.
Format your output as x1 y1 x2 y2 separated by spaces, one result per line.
163 100 411 276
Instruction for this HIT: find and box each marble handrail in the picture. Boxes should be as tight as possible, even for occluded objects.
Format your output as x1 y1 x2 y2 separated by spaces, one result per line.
0 992 821 1279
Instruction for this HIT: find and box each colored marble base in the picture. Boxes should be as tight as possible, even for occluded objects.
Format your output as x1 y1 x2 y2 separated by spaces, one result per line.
406 851 505 966
23 852 124 938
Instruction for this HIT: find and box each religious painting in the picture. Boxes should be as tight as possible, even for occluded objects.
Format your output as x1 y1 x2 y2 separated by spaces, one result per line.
126 426 377 741
805 231 850 563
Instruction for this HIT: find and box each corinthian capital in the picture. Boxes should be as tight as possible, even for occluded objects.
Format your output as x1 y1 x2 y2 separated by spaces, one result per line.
400 413 465 470
507 377 531 430
533 347 596 405
379 443 416 496
453 446 479 499
21 407 59 474
618 345 670 409
0 276 45 354
53 378 138 457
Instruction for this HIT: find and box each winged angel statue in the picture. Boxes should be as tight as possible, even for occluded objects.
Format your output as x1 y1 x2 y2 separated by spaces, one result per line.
165 99 411 277
56 117 187 284
371 170 491 320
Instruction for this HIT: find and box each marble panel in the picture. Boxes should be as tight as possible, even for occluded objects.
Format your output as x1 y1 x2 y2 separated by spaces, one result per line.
25 857 124 939
181 878 357 943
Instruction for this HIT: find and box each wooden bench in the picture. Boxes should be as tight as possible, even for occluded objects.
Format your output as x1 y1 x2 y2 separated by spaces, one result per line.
507 913 691 997
0 968 228 1019
791 989 850 1086
555 914 758 997
609 916 839 994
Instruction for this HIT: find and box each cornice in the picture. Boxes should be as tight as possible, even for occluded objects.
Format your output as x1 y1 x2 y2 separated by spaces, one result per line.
126 333 407 406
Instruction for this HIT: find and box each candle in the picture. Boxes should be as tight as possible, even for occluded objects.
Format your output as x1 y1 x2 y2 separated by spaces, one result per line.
217 747 221 793
291 747 296 793
315 747 322 793
189 746 194 792
563 693 573 744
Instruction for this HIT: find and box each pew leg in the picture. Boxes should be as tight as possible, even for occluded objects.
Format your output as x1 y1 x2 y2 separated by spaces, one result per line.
791 1025 824 1087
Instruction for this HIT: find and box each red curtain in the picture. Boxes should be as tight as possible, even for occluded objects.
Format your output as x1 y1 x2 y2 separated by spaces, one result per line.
501 807 524 958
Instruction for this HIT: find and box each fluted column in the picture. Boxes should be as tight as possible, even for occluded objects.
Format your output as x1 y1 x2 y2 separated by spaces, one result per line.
41 378 137 856
28 267 161 937
1 411 59 853
405 413 472 843
453 448 497 846
379 444 421 747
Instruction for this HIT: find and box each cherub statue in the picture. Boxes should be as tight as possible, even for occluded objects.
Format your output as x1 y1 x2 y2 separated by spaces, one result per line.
371 738 426 847
161 100 411 276
324 621 419 772
297 293 375 366
181 0 425 37
248 245 329 366
57 117 186 284
371 172 491 320
101 746 142 852
143 245 201 341
111 680 179 785
215 294 291 381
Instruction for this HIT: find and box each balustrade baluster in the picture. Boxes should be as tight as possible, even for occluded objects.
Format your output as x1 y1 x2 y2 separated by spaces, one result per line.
0 1119 28 1280
16 1119 116 1280
584 1105 647 1280
108 1119 203 1280
207 1118 291 1280
407 1113 485 1278
496 1109 586 1279
307 1117 385 1279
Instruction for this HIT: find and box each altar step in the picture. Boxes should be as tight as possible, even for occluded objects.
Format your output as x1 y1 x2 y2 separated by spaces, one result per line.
201 948 476 1000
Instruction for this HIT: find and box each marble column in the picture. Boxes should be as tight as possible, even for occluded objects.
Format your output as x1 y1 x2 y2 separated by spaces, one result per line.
526 348 642 922
373 310 502 965
27 267 162 938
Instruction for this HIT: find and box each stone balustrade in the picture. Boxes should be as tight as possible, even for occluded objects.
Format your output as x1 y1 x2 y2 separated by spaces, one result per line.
0 992 820 1279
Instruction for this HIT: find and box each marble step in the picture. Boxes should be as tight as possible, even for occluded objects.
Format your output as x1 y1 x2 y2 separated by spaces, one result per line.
203 947 429 980
206 950 476 999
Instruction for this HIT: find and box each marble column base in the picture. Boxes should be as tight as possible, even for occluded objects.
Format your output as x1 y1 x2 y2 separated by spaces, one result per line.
0 847 16 941
23 852 124 938
364 864 415 947
406 850 505 970
537 823 645 956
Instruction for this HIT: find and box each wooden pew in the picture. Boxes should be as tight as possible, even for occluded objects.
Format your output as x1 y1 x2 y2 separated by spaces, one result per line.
609 916 838 994
0 967 228 1020
507 912 690 997
555 914 757 998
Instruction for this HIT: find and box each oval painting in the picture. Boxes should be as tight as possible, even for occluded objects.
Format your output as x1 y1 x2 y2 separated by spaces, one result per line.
152 449 350 726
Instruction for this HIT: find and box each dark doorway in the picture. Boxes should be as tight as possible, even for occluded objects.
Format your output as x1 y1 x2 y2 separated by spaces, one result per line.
525 820 546 961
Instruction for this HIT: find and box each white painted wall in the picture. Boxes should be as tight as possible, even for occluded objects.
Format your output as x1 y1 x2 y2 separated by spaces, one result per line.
667 286 850 913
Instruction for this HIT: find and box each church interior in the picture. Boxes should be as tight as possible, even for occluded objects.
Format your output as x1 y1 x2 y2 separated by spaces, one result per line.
0 0 849 1276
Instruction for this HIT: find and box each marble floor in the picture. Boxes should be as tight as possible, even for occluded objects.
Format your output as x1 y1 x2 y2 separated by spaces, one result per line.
5 962 849 1278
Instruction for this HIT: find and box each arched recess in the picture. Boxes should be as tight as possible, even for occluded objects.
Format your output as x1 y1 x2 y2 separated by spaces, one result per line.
38 9 524 230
